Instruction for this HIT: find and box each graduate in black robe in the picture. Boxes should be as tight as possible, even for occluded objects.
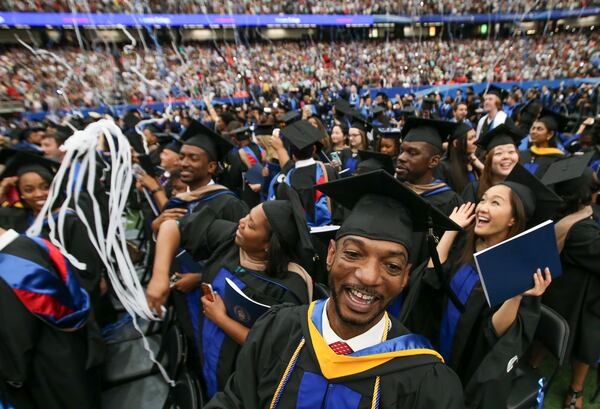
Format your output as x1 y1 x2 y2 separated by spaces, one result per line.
268 120 338 227
402 164 562 409
150 121 249 368
147 185 314 399
519 109 567 178
395 117 463 267
540 155 600 408
205 171 465 409
0 229 96 409
222 125 267 208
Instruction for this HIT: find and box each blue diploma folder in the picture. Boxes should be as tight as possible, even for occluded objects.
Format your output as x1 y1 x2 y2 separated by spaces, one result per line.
224 277 270 327
474 220 562 307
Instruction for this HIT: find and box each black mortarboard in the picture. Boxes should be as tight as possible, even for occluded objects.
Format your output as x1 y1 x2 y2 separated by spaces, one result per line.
371 105 386 116
356 150 395 175
375 127 402 140
537 108 569 133
0 148 60 181
253 124 274 136
315 170 461 254
333 99 353 117
144 123 162 134
263 183 315 271
159 137 182 154
229 126 251 141
180 120 234 161
281 120 323 151
476 123 523 151
421 97 437 111
501 163 563 225
541 152 595 196
281 111 301 126
399 106 417 118
484 84 508 100
349 111 373 133
401 117 457 149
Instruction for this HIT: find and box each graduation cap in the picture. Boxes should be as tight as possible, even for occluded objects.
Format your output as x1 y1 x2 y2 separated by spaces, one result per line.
281 120 323 151
180 120 234 161
229 126 251 141
143 123 162 135
541 152 596 196
476 123 523 151
333 99 353 117
398 106 417 118
501 163 563 225
356 150 395 175
537 108 569 133
421 97 438 111
0 148 60 181
315 170 461 253
263 183 315 271
375 127 402 140
484 84 508 100
280 111 301 126
371 105 386 116
158 136 182 154
349 111 374 134
253 124 274 136
401 117 458 150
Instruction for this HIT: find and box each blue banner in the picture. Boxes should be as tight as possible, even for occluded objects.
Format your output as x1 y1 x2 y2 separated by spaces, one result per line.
0 12 373 27
18 77 600 121
0 8 598 27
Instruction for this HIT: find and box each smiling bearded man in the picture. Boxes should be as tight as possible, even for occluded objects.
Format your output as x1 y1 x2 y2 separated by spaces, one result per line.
204 170 465 409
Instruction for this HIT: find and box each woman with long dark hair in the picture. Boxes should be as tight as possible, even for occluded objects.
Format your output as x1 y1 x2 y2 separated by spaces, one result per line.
520 109 567 178
437 122 482 194
146 185 314 399
539 155 600 409
461 124 522 203
404 164 560 409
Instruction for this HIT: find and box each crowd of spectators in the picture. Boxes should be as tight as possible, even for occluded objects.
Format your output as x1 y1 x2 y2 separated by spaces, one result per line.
0 33 597 112
1 0 594 15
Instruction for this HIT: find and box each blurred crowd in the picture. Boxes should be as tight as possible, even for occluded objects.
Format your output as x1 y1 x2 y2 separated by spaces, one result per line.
1 0 593 14
1 33 598 112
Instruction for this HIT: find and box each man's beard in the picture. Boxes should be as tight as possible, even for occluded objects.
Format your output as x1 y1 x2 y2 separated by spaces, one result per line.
328 275 388 328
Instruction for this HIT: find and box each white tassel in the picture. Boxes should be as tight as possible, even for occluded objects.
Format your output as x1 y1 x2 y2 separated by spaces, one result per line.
27 119 174 386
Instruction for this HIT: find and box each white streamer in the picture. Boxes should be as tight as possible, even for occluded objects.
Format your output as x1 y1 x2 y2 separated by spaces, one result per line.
27 119 174 386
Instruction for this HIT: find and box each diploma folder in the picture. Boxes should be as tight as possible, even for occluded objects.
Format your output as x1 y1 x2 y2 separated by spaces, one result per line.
473 220 562 307
224 277 270 327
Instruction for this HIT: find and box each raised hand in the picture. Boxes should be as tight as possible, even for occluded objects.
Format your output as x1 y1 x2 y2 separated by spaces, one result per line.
449 202 476 229
523 268 552 297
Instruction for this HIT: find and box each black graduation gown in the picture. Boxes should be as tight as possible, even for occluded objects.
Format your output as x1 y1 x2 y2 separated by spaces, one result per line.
0 207 29 232
402 263 541 409
221 144 264 204
408 186 463 267
0 235 97 409
542 218 600 364
166 188 249 369
519 149 564 178
204 302 465 409
177 207 310 398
